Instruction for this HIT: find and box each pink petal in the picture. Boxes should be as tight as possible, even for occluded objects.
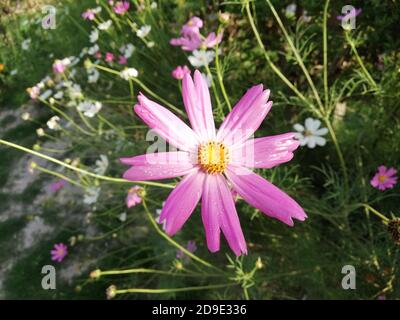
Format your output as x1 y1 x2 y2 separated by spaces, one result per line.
202 174 247 256
225 166 307 226
121 152 195 181
182 70 215 141
160 170 205 235
204 30 224 48
217 85 271 146
231 133 300 168
134 93 199 151
386 167 397 177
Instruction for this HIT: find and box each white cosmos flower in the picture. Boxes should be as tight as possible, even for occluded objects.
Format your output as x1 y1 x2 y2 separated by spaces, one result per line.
53 91 64 99
39 89 53 100
87 67 100 83
94 154 109 175
188 50 215 67
21 38 31 50
68 83 83 100
98 20 112 30
88 44 100 55
120 68 138 80
36 128 45 137
77 100 102 118
136 25 151 38
119 43 135 58
47 116 61 130
293 117 328 149
89 29 99 43
83 187 100 205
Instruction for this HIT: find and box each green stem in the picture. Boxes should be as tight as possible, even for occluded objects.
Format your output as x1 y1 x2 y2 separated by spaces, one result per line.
114 283 236 295
215 28 232 111
204 63 224 119
360 204 390 223
344 31 377 88
323 0 330 108
265 0 324 112
324 118 348 191
245 2 320 117
143 200 222 272
93 64 184 116
35 165 84 188
0 139 175 189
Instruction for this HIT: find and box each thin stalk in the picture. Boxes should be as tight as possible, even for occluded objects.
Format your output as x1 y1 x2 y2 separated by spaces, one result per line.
204 63 224 119
265 0 324 112
245 2 320 117
0 139 175 189
35 165 84 188
142 200 223 272
114 283 236 295
344 31 377 88
93 64 184 116
323 118 348 191
215 27 232 111
323 0 330 107
360 204 390 223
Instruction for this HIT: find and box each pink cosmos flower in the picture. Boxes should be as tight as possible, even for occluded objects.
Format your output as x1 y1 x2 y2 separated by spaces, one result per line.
181 16 203 35
336 8 362 21
82 9 96 20
126 186 143 208
52 60 66 74
113 1 130 15
170 17 223 51
120 70 306 256
370 166 398 191
105 52 115 62
28 86 40 100
118 55 127 65
95 51 102 59
51 243 68 262
49 179 66 193
172 65 191 80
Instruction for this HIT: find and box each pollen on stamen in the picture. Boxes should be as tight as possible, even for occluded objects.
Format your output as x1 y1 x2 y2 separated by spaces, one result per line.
197 142 229 174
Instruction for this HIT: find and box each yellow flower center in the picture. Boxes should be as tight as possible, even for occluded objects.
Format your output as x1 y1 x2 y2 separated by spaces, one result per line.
378 175 387 183
198 142 229 174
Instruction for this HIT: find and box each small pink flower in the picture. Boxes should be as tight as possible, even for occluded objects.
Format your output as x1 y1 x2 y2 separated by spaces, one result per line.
370 165 398 191
120 70 306 256
181 16 203 35
113 1 130 15
118 56 127 65
28 86 40 100
82 9 96 20
126 186 143 208
176 240 197 260
52 60 66 74
171 65 191 80
51 243 68 262
49 179 66 193
95 51 102 59
170 17 223 51
105 52 115 62
203 30 224 48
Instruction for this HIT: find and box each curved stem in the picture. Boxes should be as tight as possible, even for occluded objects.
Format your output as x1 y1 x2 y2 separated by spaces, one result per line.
359 204 390 223
344 31 377 89
245 1 321 117
214 28 232 111
0 139 175 189
265 0 324 112
143 200 223 272
323 0 330 108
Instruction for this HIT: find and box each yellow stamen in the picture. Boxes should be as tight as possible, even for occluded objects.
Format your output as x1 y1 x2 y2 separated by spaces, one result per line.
198 142 229 174
378 175 387 183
